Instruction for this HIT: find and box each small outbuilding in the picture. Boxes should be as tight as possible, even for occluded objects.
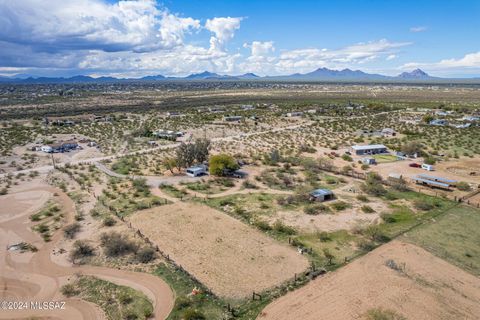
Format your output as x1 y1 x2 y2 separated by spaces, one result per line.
361 157 376 165
309 189 334 202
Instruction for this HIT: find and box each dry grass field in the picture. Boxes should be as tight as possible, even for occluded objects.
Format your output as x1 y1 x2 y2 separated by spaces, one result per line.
127 202 309 299
259 240 480 320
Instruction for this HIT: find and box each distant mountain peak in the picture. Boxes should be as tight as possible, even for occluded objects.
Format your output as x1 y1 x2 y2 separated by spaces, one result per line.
397 68 431 79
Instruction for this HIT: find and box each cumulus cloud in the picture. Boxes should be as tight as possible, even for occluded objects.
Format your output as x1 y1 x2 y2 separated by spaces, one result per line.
244 41 275 58
401 52 480 75
205 17 243 51
274 39 410 73
0 0 199 52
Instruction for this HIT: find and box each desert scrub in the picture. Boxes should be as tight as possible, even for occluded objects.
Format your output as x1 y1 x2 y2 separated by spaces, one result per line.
62 275 153 320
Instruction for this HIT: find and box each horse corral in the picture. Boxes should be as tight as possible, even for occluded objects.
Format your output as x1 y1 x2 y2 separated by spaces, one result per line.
127 202 310 299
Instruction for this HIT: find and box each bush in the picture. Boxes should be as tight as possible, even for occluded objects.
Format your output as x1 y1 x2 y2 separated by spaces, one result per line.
363 225 390 243
102 216 116 227
361 173 387 196
341 154 353 162
356 194 369 202
135 247 156 263
209 154 239 176
317 231 331 242
63 223 81 239
273 220 296 235
304 204 330 215
413 200 434 211
380 213 397 223
361 205 375 213
330 201 350 211
100 232 138 257
365 308 406 320
183 309 206 320
61 283 79 297
456 181 471 191
253 219 272 231
70 240 95 264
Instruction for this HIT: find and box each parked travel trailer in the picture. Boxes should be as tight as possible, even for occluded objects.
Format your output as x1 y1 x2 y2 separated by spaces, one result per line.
421 163 434 171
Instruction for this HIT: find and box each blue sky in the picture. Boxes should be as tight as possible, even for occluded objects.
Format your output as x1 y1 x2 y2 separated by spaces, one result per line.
0 0 479 77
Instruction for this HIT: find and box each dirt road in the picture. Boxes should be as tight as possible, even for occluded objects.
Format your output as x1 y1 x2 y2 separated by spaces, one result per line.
0 186 174 319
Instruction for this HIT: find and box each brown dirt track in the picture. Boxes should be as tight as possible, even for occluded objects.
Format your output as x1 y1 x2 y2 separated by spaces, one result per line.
0 185 174 320
259 240 480 320
128 202 309 299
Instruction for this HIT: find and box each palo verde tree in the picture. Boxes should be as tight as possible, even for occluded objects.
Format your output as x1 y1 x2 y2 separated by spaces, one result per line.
209 154 239 176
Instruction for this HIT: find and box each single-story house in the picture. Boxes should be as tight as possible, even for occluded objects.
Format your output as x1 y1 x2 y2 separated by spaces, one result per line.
351 144 388 156
241 104 254 110
166 111 183 117
153 130 179 140
381 128 396 136
186 165 207 177
286 111 304 117
309 189 334 202
223 116 243 122
41 140 78 153
429 119 448 126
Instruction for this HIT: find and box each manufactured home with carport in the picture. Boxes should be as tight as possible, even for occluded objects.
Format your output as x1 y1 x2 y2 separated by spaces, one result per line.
351 144 388 156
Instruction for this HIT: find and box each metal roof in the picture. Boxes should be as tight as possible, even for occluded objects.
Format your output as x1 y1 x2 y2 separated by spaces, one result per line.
417 174 457 184
186 166 206 172
352 144 387 151
310 189 333 197
412 176 450 188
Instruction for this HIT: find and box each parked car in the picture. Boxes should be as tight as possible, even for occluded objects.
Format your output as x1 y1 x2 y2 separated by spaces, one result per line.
409 163 421 168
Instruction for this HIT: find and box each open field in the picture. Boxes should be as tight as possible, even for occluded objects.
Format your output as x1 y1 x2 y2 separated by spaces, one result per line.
259 240 480 320
127 202 310 299
404 205 480 276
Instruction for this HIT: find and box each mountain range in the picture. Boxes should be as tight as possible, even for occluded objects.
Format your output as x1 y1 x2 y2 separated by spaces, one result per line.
0 68 477 84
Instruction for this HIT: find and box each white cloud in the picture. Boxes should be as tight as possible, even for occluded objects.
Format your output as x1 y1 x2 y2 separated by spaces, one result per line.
244 41 275 58
410 26 427 33
205 17 243 51
0 0 200 52
386 54 397 61
401 52 480 75
274 39 410 73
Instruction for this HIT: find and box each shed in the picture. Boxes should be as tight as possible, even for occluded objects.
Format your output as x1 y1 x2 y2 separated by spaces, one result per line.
412 176 452 190
309 189 334 202
416 174 457 187
361 157 376 165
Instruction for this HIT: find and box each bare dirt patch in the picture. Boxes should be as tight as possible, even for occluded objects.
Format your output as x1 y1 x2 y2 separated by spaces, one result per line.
259 240 480 320
127 202 309 299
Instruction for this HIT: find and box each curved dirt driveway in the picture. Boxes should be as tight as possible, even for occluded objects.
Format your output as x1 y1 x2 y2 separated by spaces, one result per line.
0 186 174 319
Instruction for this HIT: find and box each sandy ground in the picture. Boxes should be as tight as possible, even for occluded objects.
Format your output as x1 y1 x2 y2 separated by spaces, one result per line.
259 240 480 320
371 156 480 186
128 202 309 299
0 182 174 319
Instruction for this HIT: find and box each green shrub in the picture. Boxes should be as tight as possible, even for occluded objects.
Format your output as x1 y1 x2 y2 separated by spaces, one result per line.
273 220 296 235
63 222 81 239
135 247 156 263
361 205 375 213
330 201 350 211
456 181 471 191
183 309 206 320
